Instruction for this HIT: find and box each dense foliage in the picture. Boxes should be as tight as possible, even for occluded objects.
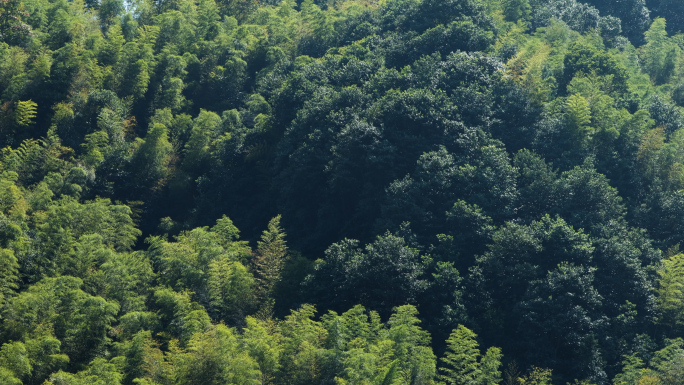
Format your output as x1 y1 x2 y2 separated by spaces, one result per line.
5 0 684 383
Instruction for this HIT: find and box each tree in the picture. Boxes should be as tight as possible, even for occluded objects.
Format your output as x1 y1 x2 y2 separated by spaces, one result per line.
560 42 628 95
217 0 258 21
515 262 604 382
379 143 515 247
2 276 119 369
208 258 255 324
471 215 603 380
0 0 32 45
98 0 124 31
529 0 601 33
552 162 626 236
99 249 155 314
24 326 69 385
439 325 502 385
252 215 288 316
580 0 650 44
612 340 684 385
657 253 684 330
480 347 503 385
35 197 141 258
503 0 530 22
386 305 437 384
47 357 123 385
613 354 647 385
308 231 428 317
655 0 684 35
150 228 227 308
127 122 173 194
0 248 18 307
565 93 592 144
278 304 327 384
117 330 166 385
641 18 678 85
62 295 119 366
151 287 211 344
439 325 482 385
182 109 223 175
240 316 283 385
518 367 552 385
211 215 250 256
0 341 30 384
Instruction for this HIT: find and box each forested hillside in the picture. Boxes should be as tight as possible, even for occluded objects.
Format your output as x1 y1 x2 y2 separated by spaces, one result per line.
4 0 684 383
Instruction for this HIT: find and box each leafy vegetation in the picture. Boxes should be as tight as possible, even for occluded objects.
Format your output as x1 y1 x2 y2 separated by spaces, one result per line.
4 0 684 383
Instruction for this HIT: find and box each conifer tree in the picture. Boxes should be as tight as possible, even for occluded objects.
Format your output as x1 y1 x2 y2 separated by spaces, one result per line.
439 325 482 385
252 215 288 317
480 347 503 385
439 325 503 385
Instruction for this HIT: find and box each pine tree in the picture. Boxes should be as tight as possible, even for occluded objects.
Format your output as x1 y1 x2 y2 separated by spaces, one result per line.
480 347 503 385
439 325 482 385
252 215 288 317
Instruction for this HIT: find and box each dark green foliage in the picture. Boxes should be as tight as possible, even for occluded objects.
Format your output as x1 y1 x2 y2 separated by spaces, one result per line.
582 0 650 44
560 42 629 96
529 0 602 33
307 230 429 317
649 0 684 35
503 0 530 23
470 215 607 382
3 0 684 383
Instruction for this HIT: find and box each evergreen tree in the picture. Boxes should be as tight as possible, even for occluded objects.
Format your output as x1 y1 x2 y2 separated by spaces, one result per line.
252 215 288 316
439 325 481 385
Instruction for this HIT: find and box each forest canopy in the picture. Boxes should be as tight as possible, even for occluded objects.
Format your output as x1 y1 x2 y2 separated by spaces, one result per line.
4 0 684 383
